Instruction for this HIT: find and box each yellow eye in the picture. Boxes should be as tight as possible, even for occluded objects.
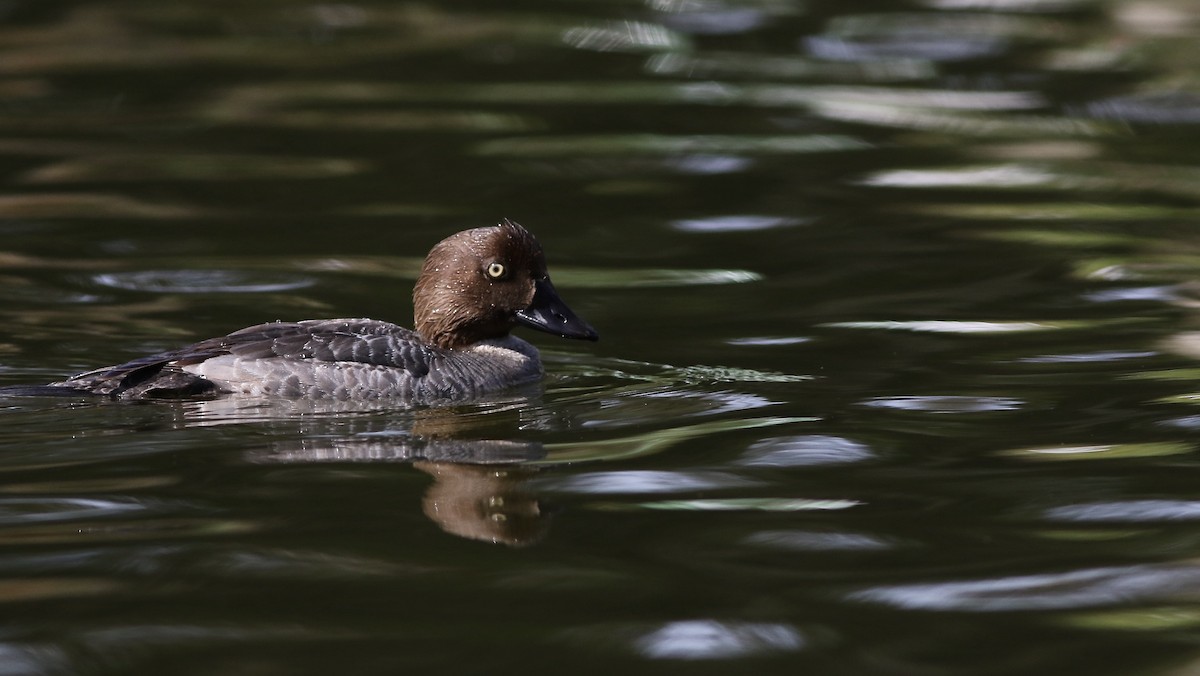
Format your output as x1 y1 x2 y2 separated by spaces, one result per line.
486 262 507 279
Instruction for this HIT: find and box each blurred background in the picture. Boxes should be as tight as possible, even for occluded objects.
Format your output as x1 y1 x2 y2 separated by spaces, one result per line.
5 0 1200 674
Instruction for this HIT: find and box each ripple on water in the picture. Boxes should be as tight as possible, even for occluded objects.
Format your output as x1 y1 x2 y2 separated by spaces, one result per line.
1084 91 1200 124
1045 500 1200 523
860 395 1022 413
1084 286 1180 303
193 548 411 580
544 378 791 434
0 497 147 526
1158 414 1200 430
558 619 809 660
825 319 1067 333
543 416 813 465
803 12 1065 63
623 498 861 512
999 441 1192 462
744 529 894 552
649 0 801 36
0 644 71 674
475 133 869 158
553 266 762 288
634 620 805 659
669 214 808 233
671 365 811 384
91 270 316 294
736 434 875 467
1017 350 1157 364
539 470 759 495
645 51 935 82
850 563 1200 612
560 20 688 53
663 154 752 174
726 336 811 346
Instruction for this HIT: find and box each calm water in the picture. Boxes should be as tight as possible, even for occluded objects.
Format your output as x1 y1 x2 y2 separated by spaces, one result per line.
4 0 1200 673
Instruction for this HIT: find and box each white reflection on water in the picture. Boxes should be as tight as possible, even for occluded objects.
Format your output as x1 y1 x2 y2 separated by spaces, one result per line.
1046 500 1200 522
647 0 793 36
1161 416 1200 430
670 215 807 233
0 644 70 675
862 164 1056 188
1018 350 1156 363
658 9 767 35
861 396 1022 413
92 270 315 294
851 562 1200 611
628 388 779 416
1084 286 1180 303
632 497 860 512
0 497 146 525
543 470 759 495
663 154 752 174
726 336 811 346
561 20 688 53
634 620 805 659
826 319 1058 333
671 365 810 384
1085 91 1200 124
737 434 874 467
804 11 1069 62
804 32 1005 63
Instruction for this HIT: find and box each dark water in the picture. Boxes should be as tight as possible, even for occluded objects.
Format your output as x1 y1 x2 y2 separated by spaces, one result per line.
5 0 1200 673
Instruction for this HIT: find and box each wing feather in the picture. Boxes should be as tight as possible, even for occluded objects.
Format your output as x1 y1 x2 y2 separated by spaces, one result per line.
58 318 437 397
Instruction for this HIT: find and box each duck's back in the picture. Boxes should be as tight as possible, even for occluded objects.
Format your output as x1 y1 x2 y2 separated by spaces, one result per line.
50 318 543 401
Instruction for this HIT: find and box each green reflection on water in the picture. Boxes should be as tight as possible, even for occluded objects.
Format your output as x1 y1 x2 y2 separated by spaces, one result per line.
543 416 814 464
920 203 1195 222
999 442 1193 461
1061 607 1200 631
475 134 869 157
22 154 366 183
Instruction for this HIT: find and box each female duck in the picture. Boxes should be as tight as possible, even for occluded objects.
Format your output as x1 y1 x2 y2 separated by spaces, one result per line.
27 220 598 401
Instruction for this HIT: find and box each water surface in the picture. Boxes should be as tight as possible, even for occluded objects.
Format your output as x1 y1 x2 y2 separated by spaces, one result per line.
4 0 1200 674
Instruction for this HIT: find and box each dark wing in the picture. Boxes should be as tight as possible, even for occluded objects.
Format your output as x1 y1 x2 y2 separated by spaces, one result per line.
210 319 434 377
52 319 436 399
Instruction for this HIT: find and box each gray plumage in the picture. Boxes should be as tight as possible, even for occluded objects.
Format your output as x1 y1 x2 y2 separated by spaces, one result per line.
50 319 543 402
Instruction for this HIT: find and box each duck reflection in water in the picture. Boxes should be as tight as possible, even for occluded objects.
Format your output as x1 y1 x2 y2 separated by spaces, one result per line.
213 398 555 547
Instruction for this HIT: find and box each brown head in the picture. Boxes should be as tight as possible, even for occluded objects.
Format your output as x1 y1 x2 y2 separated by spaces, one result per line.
413 220 599 349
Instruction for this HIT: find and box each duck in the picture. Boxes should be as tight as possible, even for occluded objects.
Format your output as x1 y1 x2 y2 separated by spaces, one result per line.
9 219 598 402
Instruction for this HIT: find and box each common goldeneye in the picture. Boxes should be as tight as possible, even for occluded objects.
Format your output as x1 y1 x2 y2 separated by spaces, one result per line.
11 219 598 401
